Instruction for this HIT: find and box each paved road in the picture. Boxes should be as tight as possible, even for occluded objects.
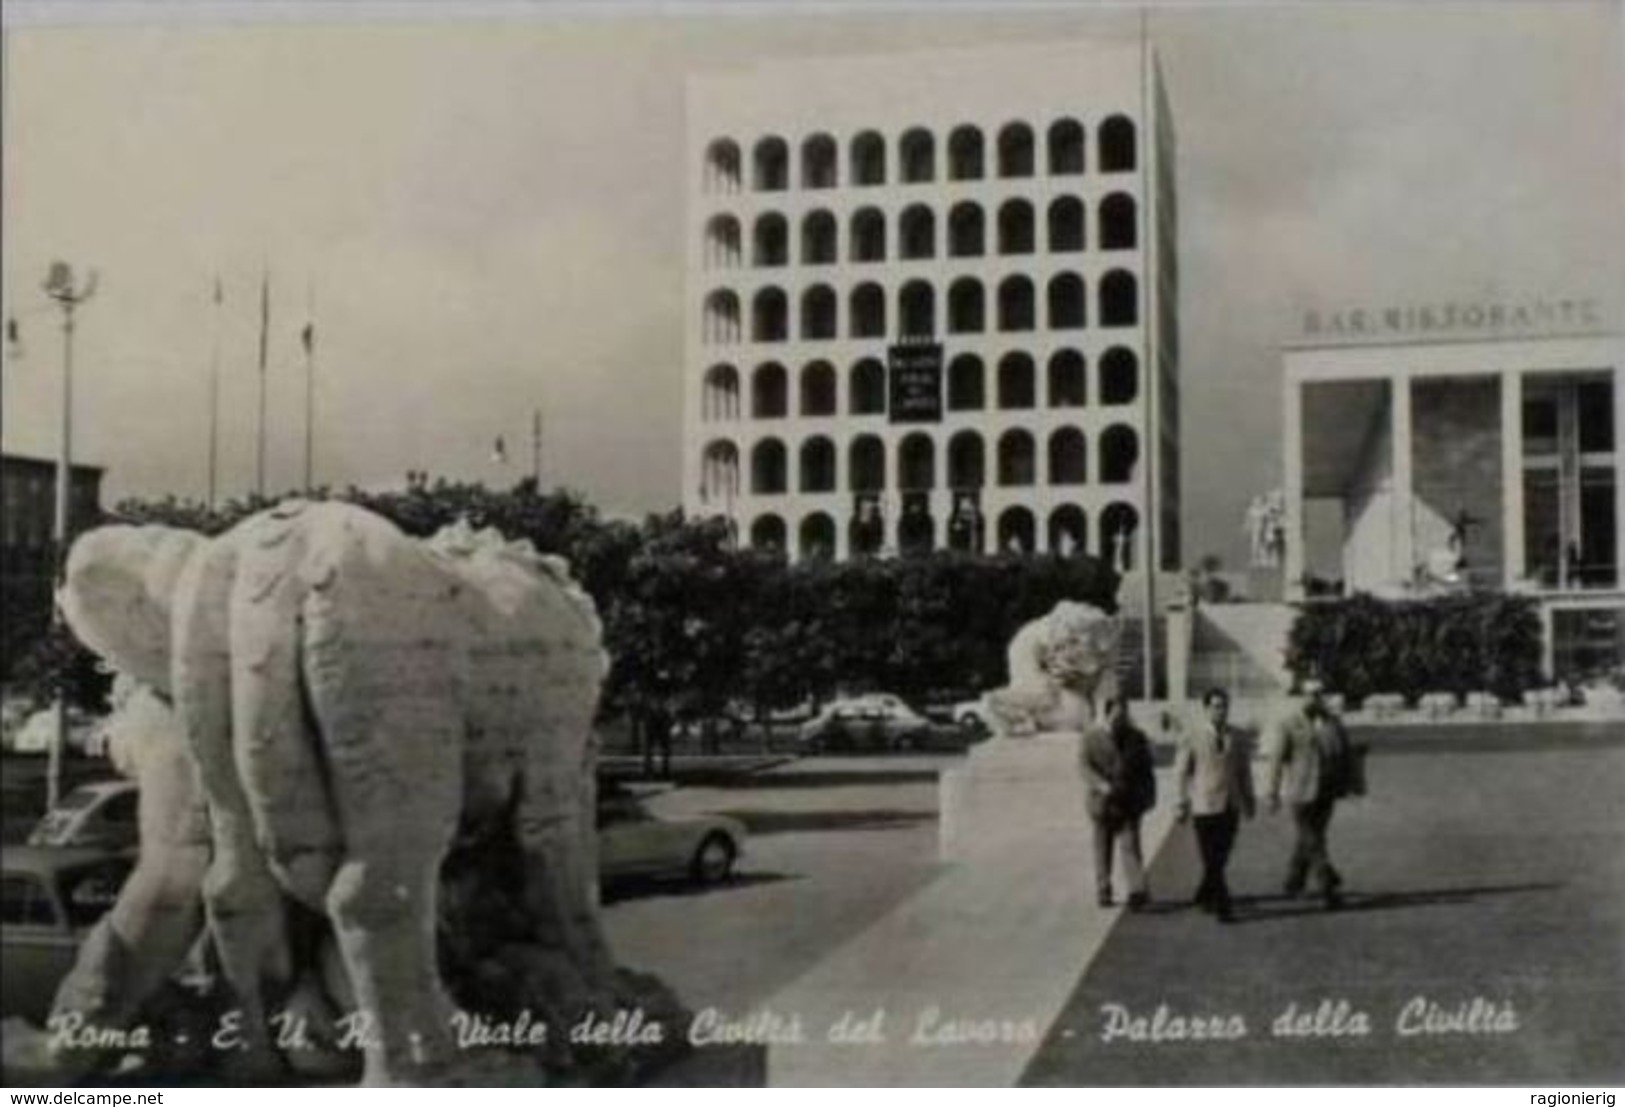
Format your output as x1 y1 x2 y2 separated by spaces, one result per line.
1021 733 1625 1085
602 756 956 1018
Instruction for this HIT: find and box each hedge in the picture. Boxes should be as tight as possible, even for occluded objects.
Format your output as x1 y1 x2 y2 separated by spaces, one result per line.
1284 592 1542 706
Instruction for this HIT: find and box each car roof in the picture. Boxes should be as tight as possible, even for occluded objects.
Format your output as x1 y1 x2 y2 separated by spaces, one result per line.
2 845 134 877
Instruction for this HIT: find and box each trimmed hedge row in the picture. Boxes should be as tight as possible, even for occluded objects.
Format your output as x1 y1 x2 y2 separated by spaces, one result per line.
1284 592 1543 706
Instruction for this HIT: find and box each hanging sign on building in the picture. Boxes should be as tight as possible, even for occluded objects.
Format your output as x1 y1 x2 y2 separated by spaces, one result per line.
888 343 944 424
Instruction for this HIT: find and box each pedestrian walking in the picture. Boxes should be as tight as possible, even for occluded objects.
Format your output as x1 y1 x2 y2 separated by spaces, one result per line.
1079 697 1157 909
1264 680 1358 909
1174 688 1256 923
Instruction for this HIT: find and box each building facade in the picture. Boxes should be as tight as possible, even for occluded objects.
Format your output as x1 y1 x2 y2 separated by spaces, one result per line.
1282 316 1624 682
682 41 1180 575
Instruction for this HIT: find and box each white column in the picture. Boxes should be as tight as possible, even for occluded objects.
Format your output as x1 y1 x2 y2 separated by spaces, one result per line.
1283 375 1305 601
1391 376 1414 590
1502 370 1525 587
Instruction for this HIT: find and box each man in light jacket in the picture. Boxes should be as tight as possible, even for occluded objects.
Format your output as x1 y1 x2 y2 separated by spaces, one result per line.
1174 688 1256 923
1079 697 1157 910
1264 681 1353 909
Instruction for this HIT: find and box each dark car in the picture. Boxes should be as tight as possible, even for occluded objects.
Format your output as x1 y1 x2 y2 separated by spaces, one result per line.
2 846 133 1024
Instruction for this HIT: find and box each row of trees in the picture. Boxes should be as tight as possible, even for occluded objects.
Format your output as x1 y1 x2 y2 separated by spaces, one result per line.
12 478 1120 745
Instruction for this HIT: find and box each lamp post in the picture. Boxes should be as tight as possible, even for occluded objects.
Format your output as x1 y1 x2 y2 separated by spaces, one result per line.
43 261 97 813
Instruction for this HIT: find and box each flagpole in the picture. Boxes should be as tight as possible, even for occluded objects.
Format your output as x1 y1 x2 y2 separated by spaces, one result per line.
531 408 542 486
256 267 270 499
303 278 316 493
207 277 222 511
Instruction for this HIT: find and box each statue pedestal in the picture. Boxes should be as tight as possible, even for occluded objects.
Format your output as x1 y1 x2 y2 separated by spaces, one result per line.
939 732 1087 862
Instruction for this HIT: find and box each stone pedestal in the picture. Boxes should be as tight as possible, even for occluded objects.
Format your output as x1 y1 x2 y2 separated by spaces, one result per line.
939 732 1089 862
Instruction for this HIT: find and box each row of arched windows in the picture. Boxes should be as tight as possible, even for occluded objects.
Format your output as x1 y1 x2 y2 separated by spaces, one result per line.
699 427 1140 495
700 272 1139 344
700 349 1140 420
746 502 1139 561
702 196 1136 268
703 118 1137 194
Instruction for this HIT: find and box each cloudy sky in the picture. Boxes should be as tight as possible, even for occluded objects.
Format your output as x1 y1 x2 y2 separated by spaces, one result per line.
3 0 1621 567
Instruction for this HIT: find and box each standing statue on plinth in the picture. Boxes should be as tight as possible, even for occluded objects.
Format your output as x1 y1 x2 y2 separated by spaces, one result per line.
1244 494 1270 568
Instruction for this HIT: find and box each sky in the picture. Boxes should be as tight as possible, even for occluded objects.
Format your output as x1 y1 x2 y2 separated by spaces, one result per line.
2 0 1622 569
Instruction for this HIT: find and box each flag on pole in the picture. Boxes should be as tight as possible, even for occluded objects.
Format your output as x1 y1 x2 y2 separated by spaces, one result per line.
213 278 223 306
301 323 315 356
492 435 508 464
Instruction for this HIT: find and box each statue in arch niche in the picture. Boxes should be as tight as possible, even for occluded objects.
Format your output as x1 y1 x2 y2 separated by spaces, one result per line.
982 601 1123 738
51 500 681 1086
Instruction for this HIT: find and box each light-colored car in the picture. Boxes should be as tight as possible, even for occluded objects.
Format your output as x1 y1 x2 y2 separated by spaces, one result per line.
1 846 133 1023
797 693 933 752
27 780 139 850
597 786 745 886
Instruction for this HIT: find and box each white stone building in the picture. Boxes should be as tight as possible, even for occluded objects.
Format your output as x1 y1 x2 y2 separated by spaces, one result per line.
682 40 1180 575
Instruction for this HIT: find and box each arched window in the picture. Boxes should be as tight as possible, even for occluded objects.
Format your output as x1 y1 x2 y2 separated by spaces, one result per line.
1099 115 1136 173
1048 506 1088 557
948 431 985 489
852 130 886 186
802 133 838 189
753 213 788 267
703 290 741 345
850 283 886 338
997 122 1035 177
799 513 836 561
1100 347 1139 405
1048 197 1085 252
851 207 886 262
800 437 836 493
751 439 788 494
900 433 935 490
702 363 741 421
998 276 1035 332
1100 502 1139 569
801 284 837 340
948 354 985 411
1047 350 1086 408
751 362 788 419
998 507 1037 554
753 137 789 191
1100 270 1138 327
948 125 984 180
900 204 936 260
899 281 934 339
1048 273 1087 330
1100 193 1137 250
700 439 740 503
800 361 836 416
849 358 886 416
705 139 741 194
849 434 886 490
705 215 742 268
998 431 1036 487
750 514 787 550
998 199 1035 255
948 278 985 334
1049 428 1088 485
802 210 838 265
900 128 935 183
1048 118 1085 175
1100 424 1139 483
997 352 1036 410
948 202 985 258
752 288 788 342
899 500 934 557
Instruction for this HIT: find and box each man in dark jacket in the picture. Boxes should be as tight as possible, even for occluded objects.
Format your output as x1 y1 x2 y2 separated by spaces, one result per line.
1080 697 1157 909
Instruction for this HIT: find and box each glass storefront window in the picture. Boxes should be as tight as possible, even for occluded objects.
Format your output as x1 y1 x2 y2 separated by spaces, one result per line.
1522 373 1617 591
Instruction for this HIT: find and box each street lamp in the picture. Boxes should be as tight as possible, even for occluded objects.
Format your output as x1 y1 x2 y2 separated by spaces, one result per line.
43 261 97 813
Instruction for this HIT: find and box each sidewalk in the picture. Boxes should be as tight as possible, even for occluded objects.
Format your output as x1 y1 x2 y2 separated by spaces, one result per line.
763 758 1181 1086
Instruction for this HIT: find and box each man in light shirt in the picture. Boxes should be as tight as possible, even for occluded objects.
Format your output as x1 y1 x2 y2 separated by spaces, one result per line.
1173 688 1257 923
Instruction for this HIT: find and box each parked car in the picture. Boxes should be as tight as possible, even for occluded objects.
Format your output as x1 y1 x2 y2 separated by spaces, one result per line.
597 784 745 886
2 846 133 1023
797 693 933 752
28 780 139 850
948 698 996 737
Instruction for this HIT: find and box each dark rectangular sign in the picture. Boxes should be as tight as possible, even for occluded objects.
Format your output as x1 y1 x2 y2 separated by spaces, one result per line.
888 342 944 424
